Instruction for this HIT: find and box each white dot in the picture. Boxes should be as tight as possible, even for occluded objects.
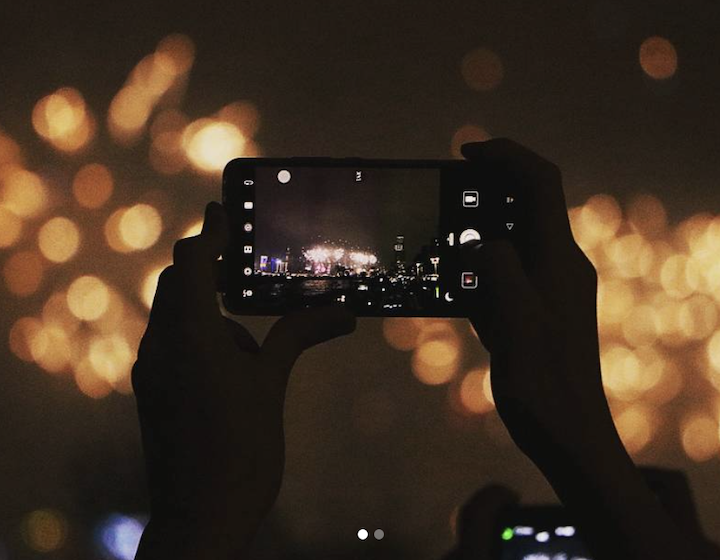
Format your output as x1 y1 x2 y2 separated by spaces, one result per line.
243 201 253 210
536 531 550 543
277 169 291 184
357 528 368 541
374 529 384 540
244 222 253 232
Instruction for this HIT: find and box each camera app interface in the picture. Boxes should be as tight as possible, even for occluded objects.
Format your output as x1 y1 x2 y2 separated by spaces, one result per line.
248 166 444 316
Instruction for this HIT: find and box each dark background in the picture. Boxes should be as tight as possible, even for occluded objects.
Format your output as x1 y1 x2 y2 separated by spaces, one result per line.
1 0 720 558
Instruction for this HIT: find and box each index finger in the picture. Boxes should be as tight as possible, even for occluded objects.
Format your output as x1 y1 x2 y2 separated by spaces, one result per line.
461 139 575 258
172 201 229 329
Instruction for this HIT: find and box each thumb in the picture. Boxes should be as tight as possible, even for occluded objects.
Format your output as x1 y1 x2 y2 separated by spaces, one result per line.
260 305 357 384
458 239 541 355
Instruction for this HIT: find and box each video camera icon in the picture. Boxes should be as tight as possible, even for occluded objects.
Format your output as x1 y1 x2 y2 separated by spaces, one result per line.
463 191 479 207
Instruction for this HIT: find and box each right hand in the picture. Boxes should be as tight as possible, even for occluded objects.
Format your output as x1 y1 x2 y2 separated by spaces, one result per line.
457 139 616 468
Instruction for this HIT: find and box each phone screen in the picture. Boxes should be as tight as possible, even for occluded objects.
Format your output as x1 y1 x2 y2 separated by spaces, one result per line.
495 506 593 560
222 158 517 317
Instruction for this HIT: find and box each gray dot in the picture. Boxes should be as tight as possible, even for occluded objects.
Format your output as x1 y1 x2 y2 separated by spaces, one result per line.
374 529 384 540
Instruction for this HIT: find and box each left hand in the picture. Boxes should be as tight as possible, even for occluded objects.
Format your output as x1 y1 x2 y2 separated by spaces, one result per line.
132 201 357 558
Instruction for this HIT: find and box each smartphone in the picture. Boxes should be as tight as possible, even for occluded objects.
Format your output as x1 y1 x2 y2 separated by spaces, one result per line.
493 467 699 560
493 506 592 560
221 157 520 317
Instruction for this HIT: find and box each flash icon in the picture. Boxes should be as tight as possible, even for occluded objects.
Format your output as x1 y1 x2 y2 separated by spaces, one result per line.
355 171 362 182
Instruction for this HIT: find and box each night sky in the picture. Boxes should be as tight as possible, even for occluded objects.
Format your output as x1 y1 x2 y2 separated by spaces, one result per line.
2 0 720 558
253 167 439 266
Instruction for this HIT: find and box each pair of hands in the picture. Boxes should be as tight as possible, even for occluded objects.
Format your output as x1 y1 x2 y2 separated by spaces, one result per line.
130 139 631 559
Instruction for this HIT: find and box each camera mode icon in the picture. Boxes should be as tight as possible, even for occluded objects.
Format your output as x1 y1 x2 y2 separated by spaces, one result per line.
463 191 479 207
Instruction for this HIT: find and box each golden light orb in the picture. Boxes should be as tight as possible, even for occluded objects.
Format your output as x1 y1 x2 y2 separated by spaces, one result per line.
601 344 642 400
660 254 700 299
382 317 423 351
72 163 113 209
104 207 132 252
131 54 175 97
218 101 261 138
0 129 22 165
32 325 72 374
632 345 665 392
615 405 653 454
74 358 113 399
92 288 127 333
183 119 247 172
38 217 80 263
573 194 622 251
9 317 44 362
155 33 196 76
681 414 718 462
459 367 495 414
1 167 49 217
3 250 44 296
66 275 110 321
0 206 22 247
450 124 491 159
412 339 461 385
655 295 686 346
597 279 635 326
108 85 153 144
32 87 94 152
643 359 681 404
118 203 163 250
627 194 667 237
141 265 168 309
42 291 81 335
461 47 504 91
88 334 133 384
639 36 678 80
621 305 659 347
679 295 718 340
22 509 67 553
605 233 653 278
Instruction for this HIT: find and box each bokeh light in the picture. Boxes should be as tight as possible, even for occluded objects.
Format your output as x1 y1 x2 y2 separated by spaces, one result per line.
0 206 22 247
118 204 163 251
639 36 678 80
38 217 81 263
32 87 95 152
66 275 110 321
182 119 247 172
681 414 718 462
0 167 49 218
460 47 504 91
88 334 134 384
382 318 423 351
141 265 167 309
412 337 461 385
614 405 654 454
9 317 44 362
459 367 494 414
74 358 113 399
3 250 44 295
72 163 114 209
22 509 67 553
96 514 147 560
